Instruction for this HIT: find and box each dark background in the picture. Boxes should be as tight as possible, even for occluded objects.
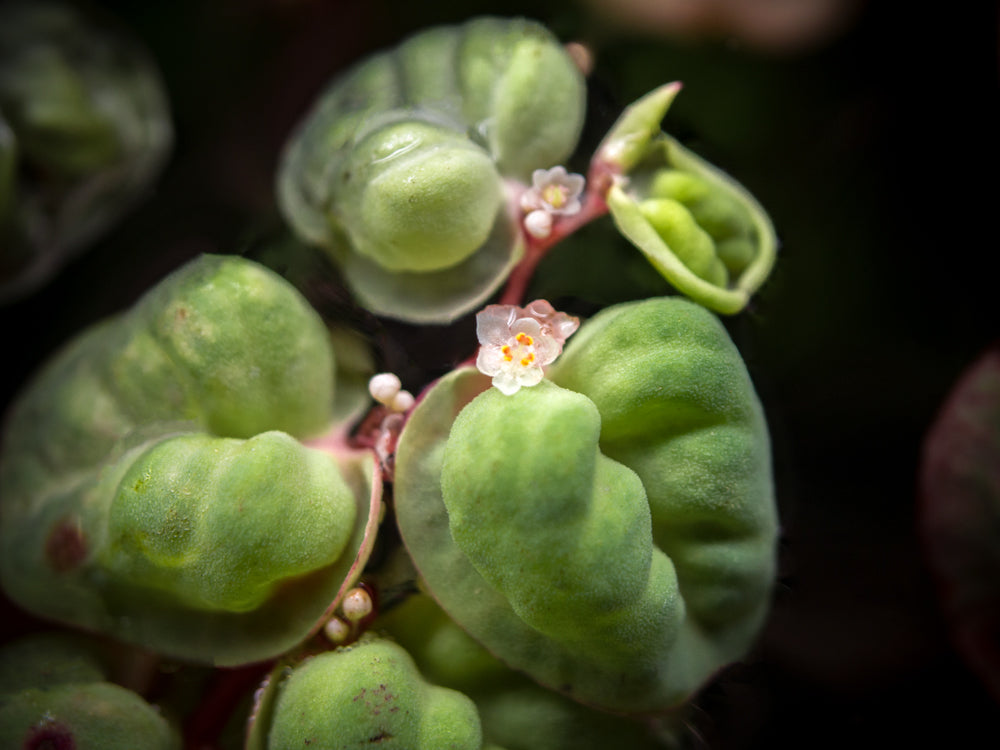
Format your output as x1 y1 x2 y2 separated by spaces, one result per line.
2 1 997 747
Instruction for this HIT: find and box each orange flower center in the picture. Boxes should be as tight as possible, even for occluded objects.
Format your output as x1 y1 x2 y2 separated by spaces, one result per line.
501 332 536 367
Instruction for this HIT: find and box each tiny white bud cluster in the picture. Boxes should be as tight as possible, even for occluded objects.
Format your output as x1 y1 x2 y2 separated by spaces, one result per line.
368 372 415 412
322 586 376 646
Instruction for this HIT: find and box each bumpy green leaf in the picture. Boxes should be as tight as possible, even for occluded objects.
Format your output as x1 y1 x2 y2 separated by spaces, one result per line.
599 86 776 314
378 593 677 750
257 635 482 750
0 633 180 750
548 299 777 635
0 0 172 302
443 382 683 661
277 16 585 322
394 297 776 712
0 255 378 664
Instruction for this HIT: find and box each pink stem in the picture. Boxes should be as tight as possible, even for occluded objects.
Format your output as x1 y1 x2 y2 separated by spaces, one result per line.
499 163 615 307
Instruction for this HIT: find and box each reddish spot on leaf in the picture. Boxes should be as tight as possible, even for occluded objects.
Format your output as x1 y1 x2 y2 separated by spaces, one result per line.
44 519 87 572
25 722 76 749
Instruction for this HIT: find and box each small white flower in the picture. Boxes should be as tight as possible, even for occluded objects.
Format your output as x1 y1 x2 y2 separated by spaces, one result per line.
475 300 580 395
520 166 586 216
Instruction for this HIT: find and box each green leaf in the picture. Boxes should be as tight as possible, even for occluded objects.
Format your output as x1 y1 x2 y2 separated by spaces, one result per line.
598 87 777 314
394 298 776 712
334 203 524 323
441 382 683 664
0 255 380 664
594 82 682 172
549 298 777 636
277 16 585 323
0 633 106 694
378 593 680 750
0 634 180 750
256 636 482 750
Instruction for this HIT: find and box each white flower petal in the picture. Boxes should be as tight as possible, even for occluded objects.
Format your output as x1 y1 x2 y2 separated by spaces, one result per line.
476 305 517 346
565 173 586 194
516 366 545 388
546 165 569 181
550 313 580 342
533 336 561 365
493 371 522 395
531 167 553 190
556 196 583 216
524 299 556 318
477 345 506 376
510 316 542 339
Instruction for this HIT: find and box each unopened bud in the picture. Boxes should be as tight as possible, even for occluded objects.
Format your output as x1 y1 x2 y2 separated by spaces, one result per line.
323 616 351 644
390 390 415 413
341 587 373 623
368 373 402 405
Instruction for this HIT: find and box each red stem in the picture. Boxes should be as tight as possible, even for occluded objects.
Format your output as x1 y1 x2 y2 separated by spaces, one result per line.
498 163 615 307
183 662 272 750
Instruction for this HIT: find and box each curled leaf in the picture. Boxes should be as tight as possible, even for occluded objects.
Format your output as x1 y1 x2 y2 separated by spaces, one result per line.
277 17 585 322
597 86 776 314
595 82 682 172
